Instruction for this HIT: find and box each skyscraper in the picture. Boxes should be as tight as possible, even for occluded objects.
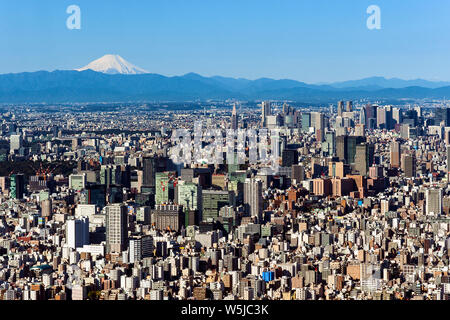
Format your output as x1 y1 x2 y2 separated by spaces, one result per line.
392 108 402 127
129 235 153 263
301 113 311 132
435 108 450 126
337 101 344 117
377 107 387 129
365 104 378 129
142 156 156 188
292 165 305 182
359 106 367 126
10 134 22 154
244 178 263 220
447 146 450 173
282 149 299 167
310 112 325 132
337 136 365 165
401 154 416 178
202 190 234 222
390 141 401 168
100 165 121 188
329 162 345 178
10 174 25 200
155 172 176 205
336 135 348 164
177 181 202 212
354 143 373 176
231 103 238 130
66 217 89 249
261 101 271 127
346 101 353 113
426 188 443 216
106 204 128 253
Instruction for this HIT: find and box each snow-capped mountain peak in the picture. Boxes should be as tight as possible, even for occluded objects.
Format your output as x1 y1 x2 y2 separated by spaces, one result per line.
76 54 149 75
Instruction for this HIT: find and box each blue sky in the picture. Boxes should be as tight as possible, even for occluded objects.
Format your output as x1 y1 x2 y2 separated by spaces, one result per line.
0 0 449 83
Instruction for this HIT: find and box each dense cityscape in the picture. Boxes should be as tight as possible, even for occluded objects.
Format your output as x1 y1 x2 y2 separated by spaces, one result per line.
1 98 450 301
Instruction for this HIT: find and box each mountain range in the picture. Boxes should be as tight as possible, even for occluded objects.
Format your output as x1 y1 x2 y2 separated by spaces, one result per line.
1 55 450 103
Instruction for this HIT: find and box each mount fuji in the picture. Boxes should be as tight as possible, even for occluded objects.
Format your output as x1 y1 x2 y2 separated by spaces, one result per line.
76 54 149 75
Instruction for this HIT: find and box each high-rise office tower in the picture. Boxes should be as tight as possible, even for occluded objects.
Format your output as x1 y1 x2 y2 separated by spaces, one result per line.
10 174 25 200
129 235 153 263
283 103 291 115
142 156 156 188
414 106 422 118
282 149 299 167
311 112 325 131
155 171 176 205
359 107 367 126
401 154 416 178
41 199 52 217
329 162 345 178
231 103 238 130
390 141 401 168
435 108 450 126
66 217 89 249
10 134 22 154
377 107 387 129
392 108 402 127
403 109 419 127
292 165 305 182
106 204 128 253
202 190 234 222
177 181 202 219
346 101 353 112
337 101 344 117
301 113 311 132
244 178 263 220
365 104 378 129
354 143 373 176
426 188 443 216
100 165 121 188
385 105 393 130
324 131 336 156
261 101 271 127
10 134 22 153
336 136 347 164
447 146 450 173
337 136 365 165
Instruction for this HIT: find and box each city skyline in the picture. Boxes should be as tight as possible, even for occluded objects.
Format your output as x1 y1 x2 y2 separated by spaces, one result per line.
2 1 450 306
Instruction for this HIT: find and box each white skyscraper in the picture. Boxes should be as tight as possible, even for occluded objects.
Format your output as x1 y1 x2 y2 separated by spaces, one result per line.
66 217 89 249
10 134 22 154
